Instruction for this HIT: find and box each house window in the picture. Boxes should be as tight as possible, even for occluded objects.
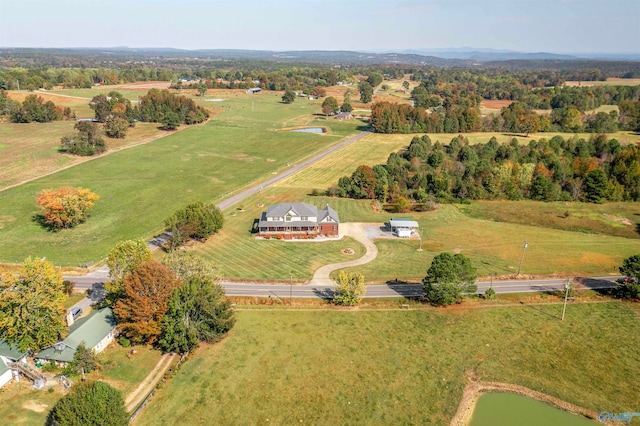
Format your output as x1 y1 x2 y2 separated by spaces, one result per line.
333 226 338 230
301 216 308 221
285 215 292 222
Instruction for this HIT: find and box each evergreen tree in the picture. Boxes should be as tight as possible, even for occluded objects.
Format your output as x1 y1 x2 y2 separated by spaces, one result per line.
46 381 128 426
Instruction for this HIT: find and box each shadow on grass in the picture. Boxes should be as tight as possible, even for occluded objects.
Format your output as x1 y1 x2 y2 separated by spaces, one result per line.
519 301 561 320
32 213 59 232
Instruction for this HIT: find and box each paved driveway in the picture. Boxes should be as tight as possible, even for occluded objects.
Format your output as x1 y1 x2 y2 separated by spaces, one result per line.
309 223 381 286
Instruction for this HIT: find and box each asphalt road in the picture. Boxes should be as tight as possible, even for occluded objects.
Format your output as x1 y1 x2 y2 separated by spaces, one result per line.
218 276 619 299
216 130 372 211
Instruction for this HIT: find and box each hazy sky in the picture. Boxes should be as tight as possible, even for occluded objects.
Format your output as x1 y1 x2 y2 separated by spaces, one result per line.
0 0 638 53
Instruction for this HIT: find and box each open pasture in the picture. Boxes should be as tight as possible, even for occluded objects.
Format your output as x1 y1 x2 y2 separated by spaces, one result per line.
564 78 640 87
0 121 170 190
0 92 361 266
136 303 640 425
461 200 639 240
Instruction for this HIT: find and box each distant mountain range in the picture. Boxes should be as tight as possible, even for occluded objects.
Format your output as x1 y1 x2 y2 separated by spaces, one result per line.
367 47 640 62
1 46 639 67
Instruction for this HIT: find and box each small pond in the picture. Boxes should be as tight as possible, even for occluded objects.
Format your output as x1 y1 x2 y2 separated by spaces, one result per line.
290 127 324 133
470 393 598 426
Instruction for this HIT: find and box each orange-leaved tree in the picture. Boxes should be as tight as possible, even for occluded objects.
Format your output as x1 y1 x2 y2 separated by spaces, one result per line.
113 261 182 344
36 187 99 230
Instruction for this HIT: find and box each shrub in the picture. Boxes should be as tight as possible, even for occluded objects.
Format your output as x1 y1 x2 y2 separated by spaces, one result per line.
118 336 131 347
484 287 496 300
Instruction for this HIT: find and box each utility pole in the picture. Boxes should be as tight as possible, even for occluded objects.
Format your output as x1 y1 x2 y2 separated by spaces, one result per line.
561 279 570 321
417 228 423 251
490 271 493 289
517 240 529 276
290 273 293 306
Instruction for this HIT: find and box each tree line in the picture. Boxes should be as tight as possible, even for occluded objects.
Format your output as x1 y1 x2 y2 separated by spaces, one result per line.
371 89 640 135
328 134 640 208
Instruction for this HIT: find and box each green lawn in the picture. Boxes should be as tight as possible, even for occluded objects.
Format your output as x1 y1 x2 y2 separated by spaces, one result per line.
136 302 640 425
0 93 361 265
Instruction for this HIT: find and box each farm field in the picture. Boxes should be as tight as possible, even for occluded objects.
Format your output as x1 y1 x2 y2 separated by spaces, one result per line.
195 129 640 282
461 201 640 240
0 121 170 190
564 78 640 87
0 91 362 265
136 303 640 425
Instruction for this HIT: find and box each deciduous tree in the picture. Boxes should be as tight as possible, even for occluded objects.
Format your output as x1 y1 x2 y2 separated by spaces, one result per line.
422 252 477 306
0 258 66 352
60 122 106 156
104 116 130 138
310 86 326 98
281 89 296 104
358 81 373 103
46 381 127 426
114 261 181 344
105 239 152 301
161 251 219 283
321 96 339 115
165 202 224 249
333 271 365 306
36 187 99 230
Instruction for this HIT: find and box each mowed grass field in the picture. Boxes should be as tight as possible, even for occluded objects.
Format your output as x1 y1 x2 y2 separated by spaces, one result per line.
194 131 640 281
0 121 170 189
137 302 640 425
0 91 362 265
193 132 411 279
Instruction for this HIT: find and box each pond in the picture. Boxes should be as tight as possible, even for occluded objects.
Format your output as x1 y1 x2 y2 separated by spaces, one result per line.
290 127 324 133
470 393 598 426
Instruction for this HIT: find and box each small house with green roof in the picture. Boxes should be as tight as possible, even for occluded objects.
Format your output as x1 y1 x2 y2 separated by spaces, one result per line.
35 307 117 366
0 340 28 388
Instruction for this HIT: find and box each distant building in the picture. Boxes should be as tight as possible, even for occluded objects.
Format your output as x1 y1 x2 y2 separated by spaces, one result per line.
246 87 262 94
335 112 353 120
258 202 339 239
36 308 117 366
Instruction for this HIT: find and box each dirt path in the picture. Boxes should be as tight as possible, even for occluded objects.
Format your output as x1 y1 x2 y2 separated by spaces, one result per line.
125 353 176 413
308 223 380 286
33 90 91 100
